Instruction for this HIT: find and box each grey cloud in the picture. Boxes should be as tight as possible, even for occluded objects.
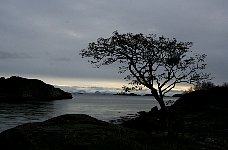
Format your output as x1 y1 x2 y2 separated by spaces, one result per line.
52 57 72 62
0 51 30 59
0 0 228 85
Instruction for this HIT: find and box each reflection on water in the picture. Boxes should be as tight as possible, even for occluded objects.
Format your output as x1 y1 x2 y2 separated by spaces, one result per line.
0 94 177 132
0 101 55 132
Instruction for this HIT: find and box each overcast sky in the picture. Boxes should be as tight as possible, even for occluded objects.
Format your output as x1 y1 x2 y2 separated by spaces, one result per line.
0 0 228 89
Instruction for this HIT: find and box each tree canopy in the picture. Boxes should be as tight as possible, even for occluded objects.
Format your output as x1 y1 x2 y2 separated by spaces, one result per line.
80 31 210 110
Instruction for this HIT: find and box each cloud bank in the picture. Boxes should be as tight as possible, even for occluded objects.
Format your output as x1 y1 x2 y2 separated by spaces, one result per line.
0 0 228 86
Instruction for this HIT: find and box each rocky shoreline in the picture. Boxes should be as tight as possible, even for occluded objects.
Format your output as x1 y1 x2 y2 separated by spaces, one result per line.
0 76 72 102
0 114 203 150
0 87 228 149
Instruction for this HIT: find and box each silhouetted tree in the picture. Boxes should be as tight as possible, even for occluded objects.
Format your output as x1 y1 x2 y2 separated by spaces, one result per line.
193 81 215 91
222 82 228 87
80 31 210 110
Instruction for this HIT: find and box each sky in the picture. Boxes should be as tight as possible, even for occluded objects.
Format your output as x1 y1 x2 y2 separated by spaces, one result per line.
0 0 228 92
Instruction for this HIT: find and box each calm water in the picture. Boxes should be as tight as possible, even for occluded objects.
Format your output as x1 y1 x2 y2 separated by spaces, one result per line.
0 94 177 133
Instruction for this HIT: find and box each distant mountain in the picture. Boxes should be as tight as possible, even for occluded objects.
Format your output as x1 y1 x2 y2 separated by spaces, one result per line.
0 76 72 102
57 85 184 96
56 85 122 95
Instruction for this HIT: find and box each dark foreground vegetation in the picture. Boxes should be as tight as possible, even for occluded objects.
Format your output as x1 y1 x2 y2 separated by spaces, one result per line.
0 86 227 149
0 76 72 102
123 86 228 149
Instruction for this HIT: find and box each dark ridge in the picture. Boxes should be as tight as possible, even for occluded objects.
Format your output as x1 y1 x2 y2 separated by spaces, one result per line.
171 86 228 113
172 94 183 97
121 87 228 149
0 114 201 150
0 76 72 102
113 92 140 96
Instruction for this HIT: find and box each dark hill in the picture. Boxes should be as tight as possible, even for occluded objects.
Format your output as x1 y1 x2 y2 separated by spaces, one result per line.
0 114 201 150
0 76 72 102
169 87 228 149
171 86 228 113
122 87 228 149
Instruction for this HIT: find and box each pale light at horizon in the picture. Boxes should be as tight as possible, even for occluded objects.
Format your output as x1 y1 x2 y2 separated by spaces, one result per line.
1 0 227 89
36 76 190 92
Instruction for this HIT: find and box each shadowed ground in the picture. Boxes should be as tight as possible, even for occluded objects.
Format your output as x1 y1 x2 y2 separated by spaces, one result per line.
0 114 202 150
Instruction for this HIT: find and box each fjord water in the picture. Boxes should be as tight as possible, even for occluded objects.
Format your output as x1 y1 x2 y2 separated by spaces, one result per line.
0 94 177 132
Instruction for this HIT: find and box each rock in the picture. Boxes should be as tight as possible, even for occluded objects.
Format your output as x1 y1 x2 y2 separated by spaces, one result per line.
0 76 72 102
0 114 209 150
149 106 158 114
172 94 183 97
0 114 153 150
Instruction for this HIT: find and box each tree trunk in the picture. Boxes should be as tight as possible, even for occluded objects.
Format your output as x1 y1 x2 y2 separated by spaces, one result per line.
151 88 166 110
151 88 167 133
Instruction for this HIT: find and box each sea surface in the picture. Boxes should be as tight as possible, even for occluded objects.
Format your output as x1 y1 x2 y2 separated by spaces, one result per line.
0 94 177 133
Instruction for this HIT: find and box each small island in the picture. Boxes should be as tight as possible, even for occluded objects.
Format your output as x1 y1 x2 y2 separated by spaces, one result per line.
0 76 72 102
113 92 140 96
